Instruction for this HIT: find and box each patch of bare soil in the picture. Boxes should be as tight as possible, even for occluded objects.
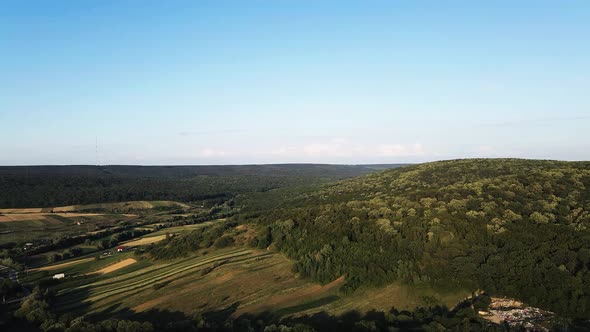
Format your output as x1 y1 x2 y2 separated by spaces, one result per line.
93 258 137 274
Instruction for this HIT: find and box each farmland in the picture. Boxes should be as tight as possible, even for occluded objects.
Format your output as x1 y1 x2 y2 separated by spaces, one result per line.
0 200 201 247
32 257 95 272
42 245 460 321
0 212 137 246
0 200 185 216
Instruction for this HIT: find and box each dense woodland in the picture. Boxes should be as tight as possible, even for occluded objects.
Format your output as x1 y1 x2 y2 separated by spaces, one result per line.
0 165 397 208
239 159 590 319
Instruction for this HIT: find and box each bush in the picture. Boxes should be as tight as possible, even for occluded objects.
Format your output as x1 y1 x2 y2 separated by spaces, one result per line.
213 236 234 248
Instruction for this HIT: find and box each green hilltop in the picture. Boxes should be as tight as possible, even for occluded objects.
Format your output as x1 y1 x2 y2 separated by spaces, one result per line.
243 159 590 318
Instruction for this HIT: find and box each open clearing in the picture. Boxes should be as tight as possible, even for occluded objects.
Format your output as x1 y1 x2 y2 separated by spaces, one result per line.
93 258 137 274
33 257 95 271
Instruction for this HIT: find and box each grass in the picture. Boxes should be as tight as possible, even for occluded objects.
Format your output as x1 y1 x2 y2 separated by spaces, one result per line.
292 282 469 317
43 244 467 321
24 251 140 284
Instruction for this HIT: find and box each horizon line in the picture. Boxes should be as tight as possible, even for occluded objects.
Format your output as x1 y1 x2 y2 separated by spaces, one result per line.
1 157 589 167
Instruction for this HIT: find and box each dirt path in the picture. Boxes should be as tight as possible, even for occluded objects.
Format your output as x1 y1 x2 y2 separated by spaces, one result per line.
33 257 95 271
93 258 137 274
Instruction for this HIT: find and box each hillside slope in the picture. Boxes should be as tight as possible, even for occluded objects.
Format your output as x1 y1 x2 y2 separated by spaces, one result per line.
247 159 590 319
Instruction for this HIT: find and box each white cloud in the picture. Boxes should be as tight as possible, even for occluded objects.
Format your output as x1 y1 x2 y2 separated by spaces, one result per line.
378 143 424 157
302 143 342 156
199 148 227 157
476 145 495 154
278 139 425 159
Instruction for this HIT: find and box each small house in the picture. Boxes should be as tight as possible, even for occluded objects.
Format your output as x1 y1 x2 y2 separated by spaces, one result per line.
117 246 125 252
53 273 65 280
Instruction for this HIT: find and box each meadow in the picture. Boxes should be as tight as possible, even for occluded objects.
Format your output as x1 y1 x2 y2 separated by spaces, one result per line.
29 241 465 322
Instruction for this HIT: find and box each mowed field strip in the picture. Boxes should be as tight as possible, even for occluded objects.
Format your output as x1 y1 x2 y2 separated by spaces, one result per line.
122 235 167 246
93 258 137 274
55 248 254 310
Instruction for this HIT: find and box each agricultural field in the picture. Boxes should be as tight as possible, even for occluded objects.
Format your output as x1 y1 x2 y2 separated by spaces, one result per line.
0 200 188 216
25 251 143 281
0 200 194 246
32 257 95 272
35 244 462 322
0 213 136 246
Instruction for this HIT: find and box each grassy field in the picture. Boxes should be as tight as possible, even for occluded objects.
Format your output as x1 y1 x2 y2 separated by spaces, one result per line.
24 251 142 281
41 245 468 321
32 257 96 272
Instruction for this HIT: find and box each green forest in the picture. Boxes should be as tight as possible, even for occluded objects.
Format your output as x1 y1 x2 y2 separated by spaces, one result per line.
0 164 397 208
241 159 590 319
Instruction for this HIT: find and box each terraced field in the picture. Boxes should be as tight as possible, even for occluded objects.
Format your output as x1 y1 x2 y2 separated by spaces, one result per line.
48 244 465 321
94 258 138 274
52 247 335 317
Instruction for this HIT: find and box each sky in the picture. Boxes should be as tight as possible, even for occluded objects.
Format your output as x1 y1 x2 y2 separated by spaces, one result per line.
1 0 589 165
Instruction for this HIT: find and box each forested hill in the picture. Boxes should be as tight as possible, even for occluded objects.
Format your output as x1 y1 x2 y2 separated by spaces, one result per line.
247 159 590 319
0 164 405 208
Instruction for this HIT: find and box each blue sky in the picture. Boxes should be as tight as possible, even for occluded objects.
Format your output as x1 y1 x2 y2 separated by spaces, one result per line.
1 1 589 165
